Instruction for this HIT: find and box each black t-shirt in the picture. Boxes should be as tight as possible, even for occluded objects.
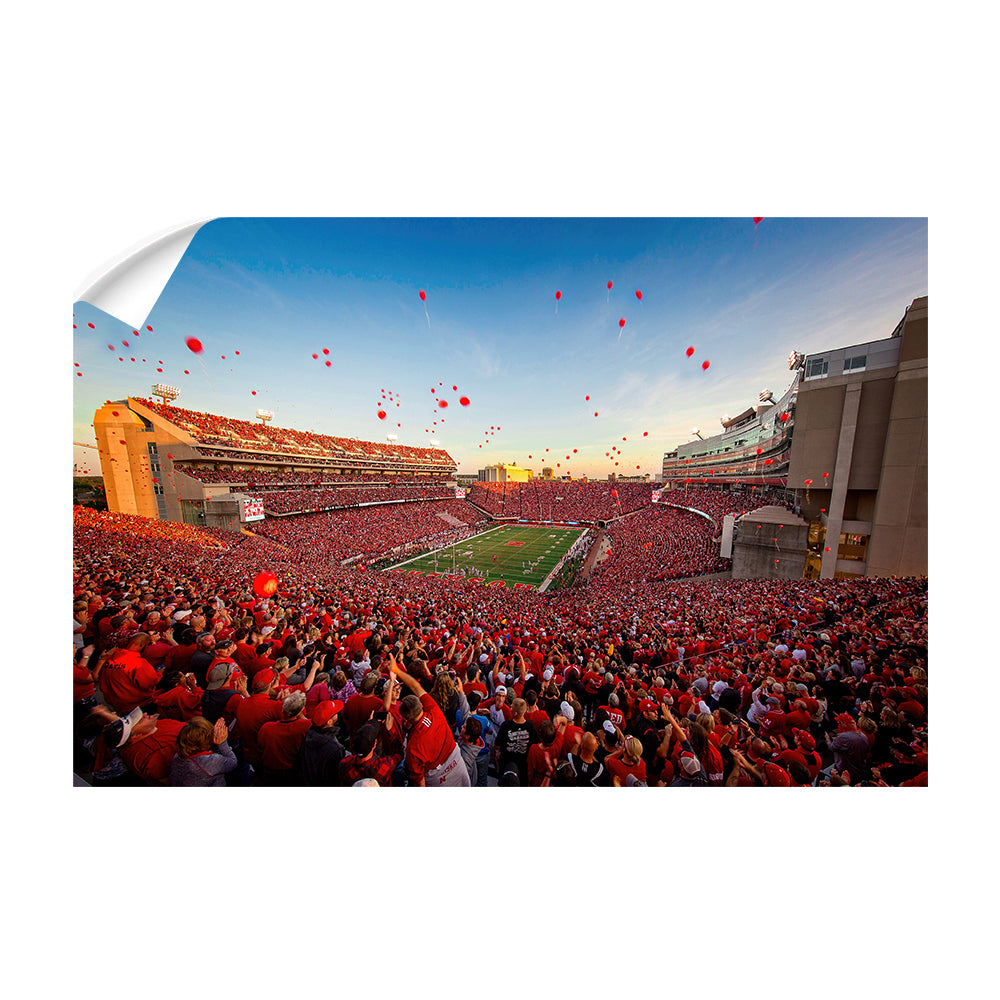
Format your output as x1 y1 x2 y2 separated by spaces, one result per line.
496 719 538 777
568 753 608 787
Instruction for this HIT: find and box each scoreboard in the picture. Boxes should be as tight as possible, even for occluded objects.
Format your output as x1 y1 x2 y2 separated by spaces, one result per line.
241 497 264 522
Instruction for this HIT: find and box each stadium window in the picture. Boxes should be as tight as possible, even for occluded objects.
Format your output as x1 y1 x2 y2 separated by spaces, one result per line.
805 357 828 379
843 354 867 372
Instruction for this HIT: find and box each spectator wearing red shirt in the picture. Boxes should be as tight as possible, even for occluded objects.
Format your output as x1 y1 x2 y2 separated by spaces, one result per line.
153 669 204 721
607 737 648 786
258 692 312 785
342 672 384 738
392 659 470 786
118 714 185 786
234 669 284 766
99 634 162 714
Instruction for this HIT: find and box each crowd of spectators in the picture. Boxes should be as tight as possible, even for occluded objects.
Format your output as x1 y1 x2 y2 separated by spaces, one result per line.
73 501 927 788
137 398 455 468
247 500 488 563
261 484 455 514
591 506 730 585
661 486 794 529
468 480 652 522
175 467 449 488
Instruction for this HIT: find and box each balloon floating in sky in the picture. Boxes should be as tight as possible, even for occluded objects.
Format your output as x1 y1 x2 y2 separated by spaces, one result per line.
378 410 386 420
686 346 695 357
643 431 648 436
185 337 203 354
419 289 426 301
702 360 710 370
555 290 561 300
635 289 642 300
460 396 470 406
438 399 448 408
253 571 279 598
594 412 598 417
804 479 813 485
753 217 764 226
619 318 626 328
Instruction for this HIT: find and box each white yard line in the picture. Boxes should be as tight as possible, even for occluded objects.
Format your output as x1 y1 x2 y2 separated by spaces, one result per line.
386 524 506 570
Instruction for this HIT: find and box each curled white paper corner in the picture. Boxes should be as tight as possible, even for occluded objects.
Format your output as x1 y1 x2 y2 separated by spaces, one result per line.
74 219 213 329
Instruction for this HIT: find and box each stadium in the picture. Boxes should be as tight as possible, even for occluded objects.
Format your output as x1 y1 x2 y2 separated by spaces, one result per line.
73 229 927 789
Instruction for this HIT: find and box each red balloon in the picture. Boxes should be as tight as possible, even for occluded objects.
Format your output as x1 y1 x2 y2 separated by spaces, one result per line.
460 396 470 406
594 412 598 417
555 290 561 300
146 325 153 331
322 348 330 355
251 390 256 395
686 346 695 357
88 322 95 329
184 370 189 374
635 289 642 300
822 472 829 478
528 454 532 459
325 361 332 367
453 385 458 390
312 353 318 359
107 344 113 350
607 280 613 289
619 318 625 328
235 351 239 355
185 337 203 354
643 431 648 436
702 360 710 370
253 571 278 598
753 217 764 225
585 395 590 400
438 399 448 408
378 410 386 420
419 289 426 301
636 465 640 470
756 448 762 455
804 479 813 485
573 448 577 453
780 412 789 422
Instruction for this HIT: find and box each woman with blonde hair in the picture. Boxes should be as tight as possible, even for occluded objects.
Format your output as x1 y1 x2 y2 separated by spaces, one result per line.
169 716 237 786
606 735 647 785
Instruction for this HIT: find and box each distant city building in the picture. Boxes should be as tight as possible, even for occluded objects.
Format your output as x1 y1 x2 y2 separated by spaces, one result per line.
477 462 533 483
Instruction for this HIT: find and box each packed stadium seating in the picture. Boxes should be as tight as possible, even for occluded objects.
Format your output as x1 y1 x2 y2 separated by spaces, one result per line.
468 480 652 522
137 398 455 467
72 447 927 791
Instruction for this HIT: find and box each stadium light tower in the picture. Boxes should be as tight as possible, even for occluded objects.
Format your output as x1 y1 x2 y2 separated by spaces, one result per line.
256 408 274 426
151 383 179 405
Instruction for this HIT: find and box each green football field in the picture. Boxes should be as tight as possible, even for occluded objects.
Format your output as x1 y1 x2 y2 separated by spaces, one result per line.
389 524 586 590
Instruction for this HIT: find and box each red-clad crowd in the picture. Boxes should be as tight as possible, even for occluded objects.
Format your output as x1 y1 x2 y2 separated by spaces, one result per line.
591 506 730 584
73 501 928 788
175 467 449 488
247 500 488 564
259 484 455 514
660 486 794 532
138 398 455 467
468 480 652 522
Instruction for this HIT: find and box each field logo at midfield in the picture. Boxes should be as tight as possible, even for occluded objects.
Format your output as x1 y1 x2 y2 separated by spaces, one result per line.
505 541 525 547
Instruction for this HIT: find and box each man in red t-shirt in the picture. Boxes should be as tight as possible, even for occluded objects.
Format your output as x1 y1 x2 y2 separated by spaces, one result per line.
258 692 312 784
234 669 285 766
391 657 469 786
99 634 162 714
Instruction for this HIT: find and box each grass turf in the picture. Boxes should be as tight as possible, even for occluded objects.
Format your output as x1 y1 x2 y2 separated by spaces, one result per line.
389 524 586 590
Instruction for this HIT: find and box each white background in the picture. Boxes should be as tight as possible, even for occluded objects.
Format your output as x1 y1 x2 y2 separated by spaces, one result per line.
6 2 990 997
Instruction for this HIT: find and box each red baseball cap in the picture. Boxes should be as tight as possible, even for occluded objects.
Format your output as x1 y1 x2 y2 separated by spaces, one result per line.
252 669 276 689
764 763 791 787
639 699 658 714
313 700 344 726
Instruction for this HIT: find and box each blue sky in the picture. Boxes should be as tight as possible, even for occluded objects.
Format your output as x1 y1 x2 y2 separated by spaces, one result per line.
72 217 927 477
